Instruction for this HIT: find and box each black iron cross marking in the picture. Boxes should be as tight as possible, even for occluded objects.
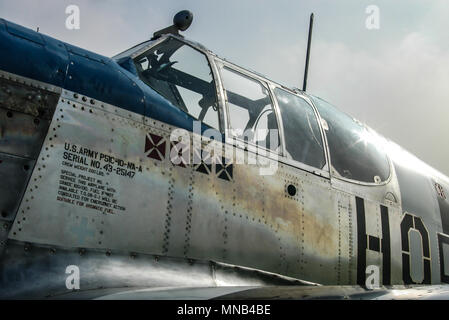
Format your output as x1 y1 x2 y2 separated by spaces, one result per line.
193 148 211 175
216 157 233 181
145 133 166 161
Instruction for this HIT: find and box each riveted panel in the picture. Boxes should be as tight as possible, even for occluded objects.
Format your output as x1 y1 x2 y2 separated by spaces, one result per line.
0 73 60 256
334 191 355 285
0 73 60 120
0 153 35 222
299 173 337 284
188 139 231 262
9 92 167 254
217 162 283 274
0 107 50 159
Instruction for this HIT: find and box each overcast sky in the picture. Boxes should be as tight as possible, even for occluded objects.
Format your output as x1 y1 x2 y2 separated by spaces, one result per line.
1 0 448 176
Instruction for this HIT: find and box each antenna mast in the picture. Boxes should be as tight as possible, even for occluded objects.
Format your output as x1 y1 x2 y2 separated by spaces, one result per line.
302 13 314 91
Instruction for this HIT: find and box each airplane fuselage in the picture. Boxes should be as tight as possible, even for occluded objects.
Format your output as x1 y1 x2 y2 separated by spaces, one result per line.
0 18 448 298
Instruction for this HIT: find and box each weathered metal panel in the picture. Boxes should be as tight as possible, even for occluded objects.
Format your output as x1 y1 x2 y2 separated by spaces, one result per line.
293 169 337 284
0 153 35 222
0 72 60 258
188 151 230 262
9 94 158 252
0 73 60 120
211 162 284 275
334 191 356 285
7 89 343 285
0 107 50 159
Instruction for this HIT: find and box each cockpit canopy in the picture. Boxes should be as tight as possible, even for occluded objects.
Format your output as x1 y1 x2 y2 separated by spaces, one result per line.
134 37 220 130
311 96 390 183
119 35 391 185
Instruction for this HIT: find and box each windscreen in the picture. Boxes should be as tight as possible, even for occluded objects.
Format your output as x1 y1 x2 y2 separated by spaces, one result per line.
134 37 220 130
312 96 390 183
